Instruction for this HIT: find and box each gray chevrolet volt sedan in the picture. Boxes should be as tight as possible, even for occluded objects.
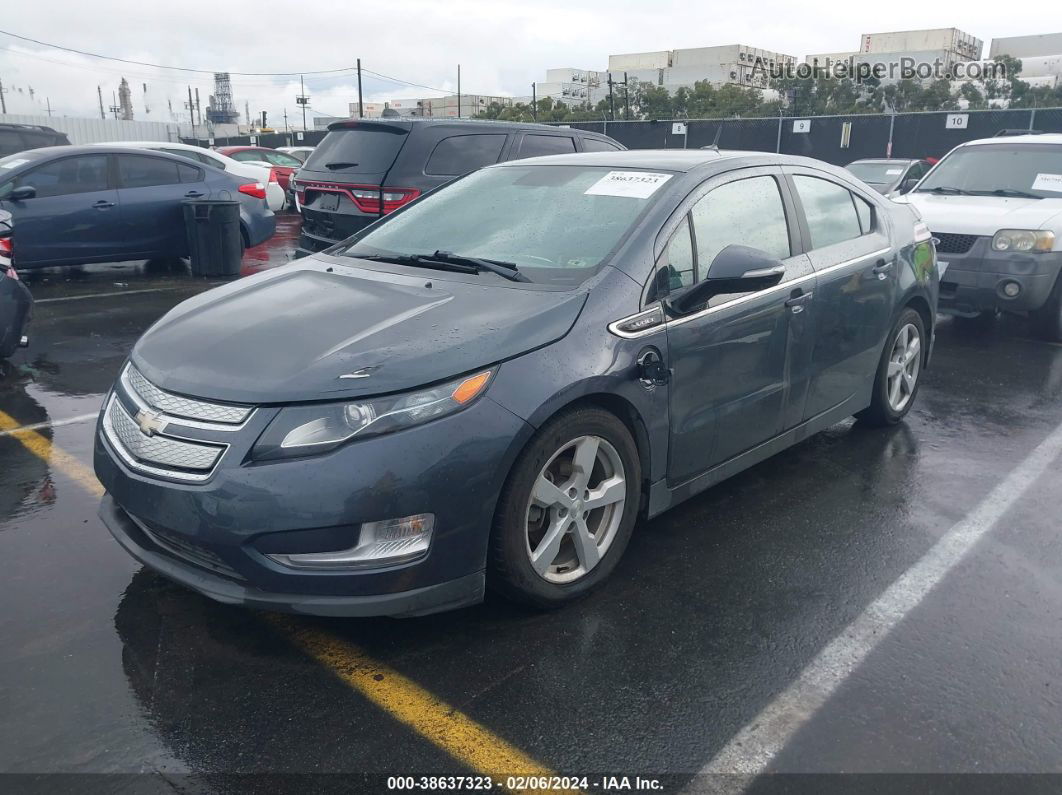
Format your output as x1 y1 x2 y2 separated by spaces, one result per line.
94 149 939 617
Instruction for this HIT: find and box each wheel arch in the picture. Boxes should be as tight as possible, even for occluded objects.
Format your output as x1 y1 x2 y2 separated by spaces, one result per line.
902 293 934 367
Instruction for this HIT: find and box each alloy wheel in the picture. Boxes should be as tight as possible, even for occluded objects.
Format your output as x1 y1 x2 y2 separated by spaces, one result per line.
886 323 921 412
525 435 627 584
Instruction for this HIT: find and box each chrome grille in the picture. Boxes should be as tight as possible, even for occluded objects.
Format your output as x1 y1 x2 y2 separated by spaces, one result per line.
103 397 225 482
933 232 979 255
124 365 252 425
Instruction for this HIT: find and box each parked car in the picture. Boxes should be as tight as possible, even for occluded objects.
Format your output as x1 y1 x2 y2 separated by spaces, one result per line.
0 209 32 358
93 141 286 212
216 146 302 193
277 146 315 162
897 133 1062 340
292 118 626 256
0 123 70 159
94 149 937 617
0 146 275 269
845 158 932 197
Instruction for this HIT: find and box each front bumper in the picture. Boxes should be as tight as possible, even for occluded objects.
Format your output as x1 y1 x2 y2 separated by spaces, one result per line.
935 235 1062 314
99 494 484 617
94 387 533 617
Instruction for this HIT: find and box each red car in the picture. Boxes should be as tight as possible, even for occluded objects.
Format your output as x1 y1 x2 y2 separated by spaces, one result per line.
216 147 302 192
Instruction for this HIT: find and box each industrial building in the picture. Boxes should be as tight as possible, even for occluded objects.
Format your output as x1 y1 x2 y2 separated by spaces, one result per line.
535 68 610 108
989 33 1062 88
606 44 796 91
806 27 984 76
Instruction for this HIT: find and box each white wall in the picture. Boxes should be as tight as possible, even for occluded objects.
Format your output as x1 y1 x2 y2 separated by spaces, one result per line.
0 113 192 144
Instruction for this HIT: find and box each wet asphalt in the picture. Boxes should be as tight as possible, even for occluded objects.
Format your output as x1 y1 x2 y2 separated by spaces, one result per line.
1 212 1061 792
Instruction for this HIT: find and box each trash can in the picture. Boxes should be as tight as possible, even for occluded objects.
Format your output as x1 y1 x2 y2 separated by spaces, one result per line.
183 200 243 277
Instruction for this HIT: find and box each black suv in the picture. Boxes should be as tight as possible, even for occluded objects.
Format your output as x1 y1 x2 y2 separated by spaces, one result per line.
294 119 624 255
0 124 71 158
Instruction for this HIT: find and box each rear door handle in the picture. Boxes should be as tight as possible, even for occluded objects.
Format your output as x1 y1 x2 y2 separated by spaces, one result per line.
184 190 205 198
872 258 895 275
92 200 115 209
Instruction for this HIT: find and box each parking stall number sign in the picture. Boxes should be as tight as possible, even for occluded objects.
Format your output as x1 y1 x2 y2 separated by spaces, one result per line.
792 119 811 133
672 122 688 135
945 114 969 129
585 171 672 199
296 132 304 141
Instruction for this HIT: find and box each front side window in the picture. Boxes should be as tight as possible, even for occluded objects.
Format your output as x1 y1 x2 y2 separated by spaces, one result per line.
16 155 109 197
793 175 863 249
343 165 670 285
690 175 791 272
649 216 695 301
262 151 302 167
232 151 267 163
118 155 182 189
425 134 507 176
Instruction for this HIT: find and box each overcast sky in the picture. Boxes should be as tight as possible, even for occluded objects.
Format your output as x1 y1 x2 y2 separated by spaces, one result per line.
0 1 1050 126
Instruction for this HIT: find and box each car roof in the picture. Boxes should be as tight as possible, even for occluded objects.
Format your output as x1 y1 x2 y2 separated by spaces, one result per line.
92 140 219 153
326 118 614 139
848 158 919 165
4 144 214 162
963 133 1062 147
487 148 784 172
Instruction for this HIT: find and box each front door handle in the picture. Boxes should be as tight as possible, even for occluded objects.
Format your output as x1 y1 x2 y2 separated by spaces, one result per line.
872 258 895 276
92 200 115 209
184 190 205 198
785 290 814 314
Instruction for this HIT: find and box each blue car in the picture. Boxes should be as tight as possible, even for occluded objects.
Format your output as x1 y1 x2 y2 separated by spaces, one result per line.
0 146 275 269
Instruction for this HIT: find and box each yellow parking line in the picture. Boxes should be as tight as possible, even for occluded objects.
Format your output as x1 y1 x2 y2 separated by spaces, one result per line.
1 408 559 787
0 410 104 496
277 616 557 784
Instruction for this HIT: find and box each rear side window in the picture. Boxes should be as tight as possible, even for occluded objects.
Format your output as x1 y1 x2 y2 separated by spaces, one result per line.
178 163 203 183
0 130 25 154
425 134 507 176
17 155 109 197
793 176 863 248
691 175 791 270
303 127 408 174
261 151 302 167
231 151 267 163
118 155 182 188
517 135 577 158
581 138 622 152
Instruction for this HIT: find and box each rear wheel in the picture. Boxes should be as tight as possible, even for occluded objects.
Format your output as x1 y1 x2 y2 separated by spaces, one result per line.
856 308 925 426
488 408 641 608
1030 275 1062 342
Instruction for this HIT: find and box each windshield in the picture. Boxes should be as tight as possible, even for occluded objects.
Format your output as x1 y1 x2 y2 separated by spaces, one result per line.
341 165 672 285
302 127 407 174
846 162 907 185
917 143 1062 198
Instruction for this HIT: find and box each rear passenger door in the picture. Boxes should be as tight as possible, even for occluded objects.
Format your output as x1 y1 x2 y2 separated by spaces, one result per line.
658 167 816 482
116 154 205 257
786 169 896 420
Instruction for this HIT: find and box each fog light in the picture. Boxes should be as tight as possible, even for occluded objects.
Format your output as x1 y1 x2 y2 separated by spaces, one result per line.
267 514 434 570
1002 281 1022 298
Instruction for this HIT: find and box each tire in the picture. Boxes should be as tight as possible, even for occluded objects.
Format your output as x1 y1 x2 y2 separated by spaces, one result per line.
487 407 642 609
856 307 926 427
1030 274 1062 342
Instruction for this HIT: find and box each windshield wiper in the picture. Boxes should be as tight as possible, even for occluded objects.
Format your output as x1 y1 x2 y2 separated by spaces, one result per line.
418 250 531 282
984 188 1042 199
917 186 970 195
346 252 477 274
324 161 359 169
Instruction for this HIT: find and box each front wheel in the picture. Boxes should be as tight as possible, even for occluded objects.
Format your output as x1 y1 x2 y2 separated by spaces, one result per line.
1030 275 1062 342
856 308 926 426
487 408 641 608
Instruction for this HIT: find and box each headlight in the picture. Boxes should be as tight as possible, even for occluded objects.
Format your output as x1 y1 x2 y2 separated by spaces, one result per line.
991 229 1055 253
251 369 494 461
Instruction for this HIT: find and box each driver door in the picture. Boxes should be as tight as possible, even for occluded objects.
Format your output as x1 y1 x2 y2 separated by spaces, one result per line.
660 167 816 485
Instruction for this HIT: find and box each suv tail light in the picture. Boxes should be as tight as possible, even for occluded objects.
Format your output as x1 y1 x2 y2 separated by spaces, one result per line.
0 236 12 259
299 181 420 215
268 168 279 183
239 181 267 200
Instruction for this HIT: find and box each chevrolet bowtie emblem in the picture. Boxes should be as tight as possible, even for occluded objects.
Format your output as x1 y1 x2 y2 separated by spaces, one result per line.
134 408 167 437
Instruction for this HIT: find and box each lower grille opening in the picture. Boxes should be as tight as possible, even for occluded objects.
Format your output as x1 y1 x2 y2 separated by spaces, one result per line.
131 514 245 582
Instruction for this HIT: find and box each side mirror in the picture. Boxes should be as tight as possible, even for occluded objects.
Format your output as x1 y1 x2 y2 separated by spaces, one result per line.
899 177 919 194
9 185 36 201
665 245 785 316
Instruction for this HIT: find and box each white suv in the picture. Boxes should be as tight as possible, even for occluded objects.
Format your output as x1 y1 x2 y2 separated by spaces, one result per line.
897 134 1062 340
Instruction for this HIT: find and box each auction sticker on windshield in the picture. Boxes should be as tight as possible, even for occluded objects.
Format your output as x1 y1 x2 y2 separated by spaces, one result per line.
585 171 672 199
1032 173 1062 193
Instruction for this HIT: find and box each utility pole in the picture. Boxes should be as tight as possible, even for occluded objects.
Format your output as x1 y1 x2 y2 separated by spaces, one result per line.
97 85 105 119
194 87 201 126
0 77 6 114
607 73 616 121
356 58 364 118
45 97 52 117
186 86 197 139
297 75 308 130
457 64 461 119
623 72 630 120
110 92 121 120
531 83 537 121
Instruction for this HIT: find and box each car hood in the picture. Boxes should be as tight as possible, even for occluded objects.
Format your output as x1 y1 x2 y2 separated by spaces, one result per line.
131 259 588 404
897 192 1062 235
